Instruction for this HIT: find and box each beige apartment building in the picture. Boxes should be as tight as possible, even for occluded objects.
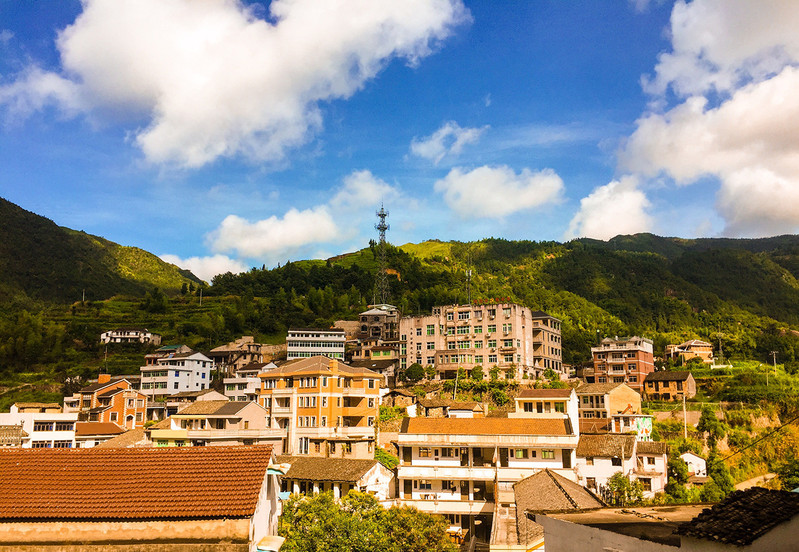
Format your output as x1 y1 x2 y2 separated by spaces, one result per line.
399 303 563 380
257 356 382 459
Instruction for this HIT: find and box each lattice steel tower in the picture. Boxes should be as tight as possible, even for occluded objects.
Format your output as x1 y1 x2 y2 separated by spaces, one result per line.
373 205 390 304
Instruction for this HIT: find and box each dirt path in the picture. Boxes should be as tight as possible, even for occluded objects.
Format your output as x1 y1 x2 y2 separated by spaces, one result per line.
735 472 777 490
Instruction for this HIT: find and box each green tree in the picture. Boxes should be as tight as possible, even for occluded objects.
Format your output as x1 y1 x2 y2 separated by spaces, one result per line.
403 363 425 384
707 451 735 497
697 407 725 449
606 472 643 506
470 365 484 381
664 454 689 501
775 455 799 491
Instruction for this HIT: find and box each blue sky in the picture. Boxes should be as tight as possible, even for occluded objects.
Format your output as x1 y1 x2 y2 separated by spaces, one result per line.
2 1 799 281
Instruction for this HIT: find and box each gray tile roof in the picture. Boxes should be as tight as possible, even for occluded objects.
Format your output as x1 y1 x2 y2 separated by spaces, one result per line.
275 455 378 483
576 434 636 459
644 370 692 382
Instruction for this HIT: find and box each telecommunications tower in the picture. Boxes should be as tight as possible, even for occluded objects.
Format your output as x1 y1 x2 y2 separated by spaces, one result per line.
373 205 390 304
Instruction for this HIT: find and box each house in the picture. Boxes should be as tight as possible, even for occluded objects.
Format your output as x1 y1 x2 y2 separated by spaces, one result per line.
534 487 799 552
100 327 161 346
665 339 714 364
208 335 281 375
146 388 228 422
399 303 564 380
349 304 401 364
395 403 580 544
643 370 697 401
576 382 642 434
258 356 382 459
681 451 708 486
0 404 78 448
149 400 283 449
276 455 393 501
225 362 274 402
73 375 147 428
411 399 485 418
286 328 346 360
492 468 604 550
74 421 126 448
510 388 577 420
574 434 668 498
94 427 149 449
11 402 62 413
140 348 214 400
349 358 398 387
0 446 282 551
381 388 416 408
587 336 655 392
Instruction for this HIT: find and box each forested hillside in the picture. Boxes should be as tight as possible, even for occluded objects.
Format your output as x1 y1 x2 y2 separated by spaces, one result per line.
0 197 201 304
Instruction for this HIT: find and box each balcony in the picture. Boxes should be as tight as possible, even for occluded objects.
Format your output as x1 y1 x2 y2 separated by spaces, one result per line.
396 499 493 515
398 465 496 481
499 346 516 353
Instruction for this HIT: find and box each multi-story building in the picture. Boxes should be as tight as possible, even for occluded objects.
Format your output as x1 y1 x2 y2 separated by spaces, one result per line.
395 388 580 542
257 356 381 458
286 328 346 360
665 339 714 364
0 404 78 448
586 336 654 392
208 335 283 375
399 303 563 380
223 362 274 401
575 434 668 498
100 327 161 346
149 400 284 448
575 382 642 434
643 371 697 401
73 374 148 429
140 348 214 400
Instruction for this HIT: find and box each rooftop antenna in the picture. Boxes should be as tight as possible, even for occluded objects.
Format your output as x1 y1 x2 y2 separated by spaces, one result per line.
373 204 390 305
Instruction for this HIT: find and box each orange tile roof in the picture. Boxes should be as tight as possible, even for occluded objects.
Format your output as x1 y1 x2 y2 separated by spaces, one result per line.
401 417 572 436
74 422 125 436
0 445 273 520
517 389 573 398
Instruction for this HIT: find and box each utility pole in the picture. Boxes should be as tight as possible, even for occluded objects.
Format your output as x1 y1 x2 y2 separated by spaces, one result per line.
683 394 687 439
771 350 778 376
373 205 390 305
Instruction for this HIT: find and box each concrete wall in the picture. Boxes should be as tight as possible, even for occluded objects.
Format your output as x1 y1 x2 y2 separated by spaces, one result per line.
0 519 250 545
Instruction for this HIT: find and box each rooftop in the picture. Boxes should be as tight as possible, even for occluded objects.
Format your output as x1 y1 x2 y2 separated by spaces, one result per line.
576 434 636 459
575 382 626 395
636 441 669 455
401 417 572 436
517 388 573 399
275 455 379 482
644 370 692 382
74 422 125 437
0 445 273 520
94 427 148 448
259 356 381 379
677 487 799 546
174 400 254 416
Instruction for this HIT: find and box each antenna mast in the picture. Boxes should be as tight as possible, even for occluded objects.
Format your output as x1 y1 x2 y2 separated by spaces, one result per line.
374 205 390 304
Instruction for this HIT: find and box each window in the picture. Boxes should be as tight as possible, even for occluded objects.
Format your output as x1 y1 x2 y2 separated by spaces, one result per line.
419 447 431 458
554 402 565 413
487 324 496 333
32 441 51 448
524 402 533 412
503 354 513 362
611 457 622 466
33 422 54 432
457 326 470 334
503 339 513 347
299 437 309 455
542 450 555 459
458 341 471 349
368 398 375 408
475 355 483 364
646 456 656 465
586 457 594 465
419 480 432 490
368 416 374 427
173 382 179 389
487 340 497 348
474 326 483 334
343 443 352 454
488 355 497 363
514 449 528 459
446 312 454 321
110 412 118 422
322 376 328 387
502 323 512 333
54 422 74 431
368 379 375 389
426 325 435 335
503 307 511 317
322 397 327 407
416 328 422 336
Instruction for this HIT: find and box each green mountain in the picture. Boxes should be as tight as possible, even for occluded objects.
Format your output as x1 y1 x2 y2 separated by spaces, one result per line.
0 197 202 303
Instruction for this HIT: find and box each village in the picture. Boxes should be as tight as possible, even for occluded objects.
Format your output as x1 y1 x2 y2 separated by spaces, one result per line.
2 300 796 551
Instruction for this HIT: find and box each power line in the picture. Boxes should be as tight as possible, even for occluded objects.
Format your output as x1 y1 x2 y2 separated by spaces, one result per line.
710 411 799 468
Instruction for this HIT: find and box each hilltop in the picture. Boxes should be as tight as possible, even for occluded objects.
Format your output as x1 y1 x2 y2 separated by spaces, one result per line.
0 197 202 303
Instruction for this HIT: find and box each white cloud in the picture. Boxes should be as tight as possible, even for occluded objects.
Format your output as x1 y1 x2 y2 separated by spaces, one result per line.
623 66 799 236
565 176 652 240
208 207 340 259
434 165 564 218
330 170 401 211
644 0 799 97
1 0 469 168
0 30 14 45
410 121 488 164
0 66 84 122
159 253 248 282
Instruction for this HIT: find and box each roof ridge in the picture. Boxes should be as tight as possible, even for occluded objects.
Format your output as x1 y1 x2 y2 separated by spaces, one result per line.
546 469 579 509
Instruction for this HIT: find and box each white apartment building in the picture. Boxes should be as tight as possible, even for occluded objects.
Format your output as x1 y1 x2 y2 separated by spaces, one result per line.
223 362 274 402
395 388 580 542
140 350 214 400
399 303 563 380
100 327 161 346
286 328 345 360
0 404 78 448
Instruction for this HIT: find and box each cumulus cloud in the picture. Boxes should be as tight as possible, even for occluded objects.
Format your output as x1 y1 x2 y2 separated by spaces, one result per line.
208 207 340 259
0 0 469 167
410 121 488 164
565 176 652 240
159 253 248 282
0 66 84 122
330 170 401 211
434 165 564 218
644 0 799 97
619 0 799 237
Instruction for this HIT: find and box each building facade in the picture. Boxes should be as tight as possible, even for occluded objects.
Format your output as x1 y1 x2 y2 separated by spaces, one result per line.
0 404 78 449
286 328 346 360
576 382 642 434
208 335 283 375
258 356 382 458
586 336 655 392
399 303 563 380
140 349 214 400
395 389 580 542
643 371 697 401
100 327 161 346
74 375 147 429
224 363 274 401
665 339 714 364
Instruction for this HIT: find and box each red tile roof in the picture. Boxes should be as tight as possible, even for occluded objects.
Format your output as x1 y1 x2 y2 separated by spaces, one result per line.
0 445 273 520
401 417 572 436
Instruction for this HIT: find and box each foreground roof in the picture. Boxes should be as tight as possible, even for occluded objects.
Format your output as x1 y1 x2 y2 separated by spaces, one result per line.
275 455 379 483
0 446 273 520
677 487 799 546
516 468 604 512
401 417 572 436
